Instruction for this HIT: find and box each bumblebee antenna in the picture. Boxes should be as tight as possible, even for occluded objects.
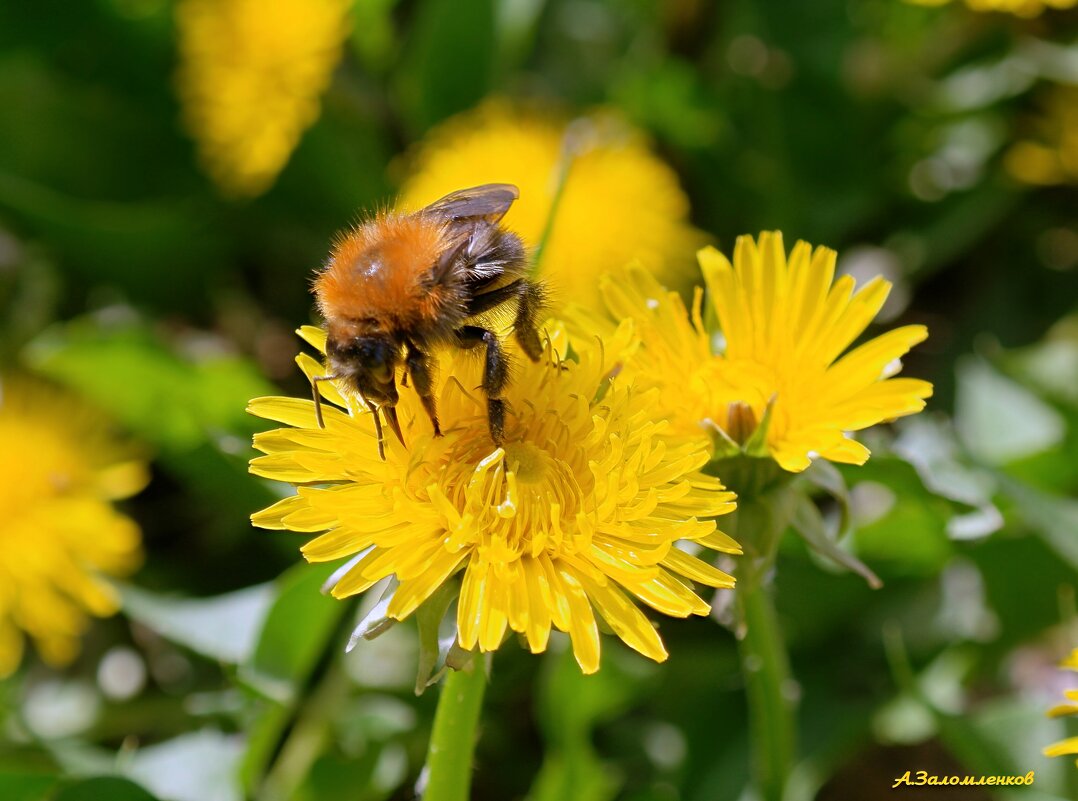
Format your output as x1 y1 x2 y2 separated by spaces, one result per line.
312 374 339 429
366 400 387 461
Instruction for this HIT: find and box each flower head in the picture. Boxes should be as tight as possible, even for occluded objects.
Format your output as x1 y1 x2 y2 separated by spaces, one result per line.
0 376 147 677
569 232 933 473
1044 648 1078 766
398 101 705 311
249 327 738 673
176 0 352 197
906 0 1077 16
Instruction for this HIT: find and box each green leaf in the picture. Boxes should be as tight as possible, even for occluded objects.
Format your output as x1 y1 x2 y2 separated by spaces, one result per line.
611 60 726 152
125 731 244 801
1002 319 1078 409
893 416 994 507
0 52 221 312
396 0 497 133
892 416 1003 541
298 751 403 801
53 777 159 801
997 475 1078 572
349 0 401 72
845 457 954 576
789 492 881 589
27 318 273 454
800 458 854 545
119 583 275 664
239 562 349 792
0 770 60 801
241 562 347 703
956 357 1066 466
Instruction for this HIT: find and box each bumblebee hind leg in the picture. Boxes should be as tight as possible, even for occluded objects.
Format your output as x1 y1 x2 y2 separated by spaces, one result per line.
456 325 509 445
405 343 441 437
465 278 545 362
512 280 545 362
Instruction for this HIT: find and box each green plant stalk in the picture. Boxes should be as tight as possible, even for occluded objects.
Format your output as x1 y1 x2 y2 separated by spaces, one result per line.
738 580 795 801
424 660 488 801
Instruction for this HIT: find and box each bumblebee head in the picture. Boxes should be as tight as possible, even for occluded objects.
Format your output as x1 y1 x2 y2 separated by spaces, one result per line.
326 325 400 404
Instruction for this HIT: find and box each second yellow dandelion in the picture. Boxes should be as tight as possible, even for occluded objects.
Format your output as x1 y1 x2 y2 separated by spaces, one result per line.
175 0 353 197
567 232 933 474
399 101 705 312
1045 649 1078 767
0 376 147 678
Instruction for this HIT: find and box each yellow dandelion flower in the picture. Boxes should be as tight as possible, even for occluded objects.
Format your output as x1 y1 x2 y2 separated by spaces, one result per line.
0 376 147 677
1005 86 1078 187
1044 648 1078 766
906 0 1077 16
569 232 933 473
399 101 704 312
176 0 352 197
248 326 738 674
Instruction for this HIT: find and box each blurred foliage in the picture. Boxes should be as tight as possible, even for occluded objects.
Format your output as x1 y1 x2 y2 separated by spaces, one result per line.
0 0 1076 800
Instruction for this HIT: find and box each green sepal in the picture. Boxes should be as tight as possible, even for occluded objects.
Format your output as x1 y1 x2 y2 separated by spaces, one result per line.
743 395 776 457
345 578 399 650
414 580 460 695
706 417 743 459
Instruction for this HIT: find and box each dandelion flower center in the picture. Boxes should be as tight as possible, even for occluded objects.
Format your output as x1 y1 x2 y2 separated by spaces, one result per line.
503 441 555 485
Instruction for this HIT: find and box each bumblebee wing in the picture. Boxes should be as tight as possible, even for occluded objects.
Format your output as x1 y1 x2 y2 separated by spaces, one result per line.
423 184 519 224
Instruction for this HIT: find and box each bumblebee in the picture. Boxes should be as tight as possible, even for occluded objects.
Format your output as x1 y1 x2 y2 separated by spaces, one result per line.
312 184 544 458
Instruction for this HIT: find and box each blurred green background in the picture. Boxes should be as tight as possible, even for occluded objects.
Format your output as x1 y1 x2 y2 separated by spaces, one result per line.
1 1 1076 800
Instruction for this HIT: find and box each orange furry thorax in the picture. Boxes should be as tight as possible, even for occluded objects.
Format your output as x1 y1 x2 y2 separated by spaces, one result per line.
314 212 452 330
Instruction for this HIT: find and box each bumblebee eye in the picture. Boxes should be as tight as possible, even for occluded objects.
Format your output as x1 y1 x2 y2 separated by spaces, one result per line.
369 360 392 383
355 337 395 384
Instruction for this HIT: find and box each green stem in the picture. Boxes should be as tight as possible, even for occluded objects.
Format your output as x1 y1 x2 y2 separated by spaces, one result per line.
532 118 593 273
738 580 795 801
424 660 488 801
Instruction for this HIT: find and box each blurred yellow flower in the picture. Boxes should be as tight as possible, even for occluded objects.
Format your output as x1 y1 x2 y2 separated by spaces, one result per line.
249 326 738 674
399 101 705 312
1044 648 1078 766
176 0 352 197
0 377 147 677
907 0 1077 15
569 233 933 473
1005 86 1078 186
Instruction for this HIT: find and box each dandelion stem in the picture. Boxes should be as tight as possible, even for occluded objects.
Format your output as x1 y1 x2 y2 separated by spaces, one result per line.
423 658 488 801
531 119 586 272
739 580 795 801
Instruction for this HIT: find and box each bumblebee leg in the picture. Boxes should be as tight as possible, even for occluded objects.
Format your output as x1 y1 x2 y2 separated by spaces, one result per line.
464 278 544 363
511 279 544 362
405 343 441 437
365 400 387 461
382 377 405 448
457 325 509 445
